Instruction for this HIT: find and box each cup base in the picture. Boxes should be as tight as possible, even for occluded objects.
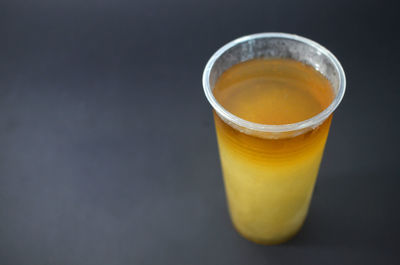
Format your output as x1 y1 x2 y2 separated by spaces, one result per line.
232 221 304 245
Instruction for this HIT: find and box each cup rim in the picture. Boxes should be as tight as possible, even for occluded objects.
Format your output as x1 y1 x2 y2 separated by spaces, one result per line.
202 32 346 133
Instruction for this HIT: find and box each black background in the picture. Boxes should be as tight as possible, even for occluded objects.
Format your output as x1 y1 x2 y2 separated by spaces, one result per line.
0 0 399 264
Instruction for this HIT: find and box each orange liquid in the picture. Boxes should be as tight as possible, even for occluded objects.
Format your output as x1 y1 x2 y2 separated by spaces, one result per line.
213 59 334 244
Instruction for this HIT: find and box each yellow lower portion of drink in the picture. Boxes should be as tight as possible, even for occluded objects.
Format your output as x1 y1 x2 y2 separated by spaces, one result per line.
215 114 331 244
212 59 334 244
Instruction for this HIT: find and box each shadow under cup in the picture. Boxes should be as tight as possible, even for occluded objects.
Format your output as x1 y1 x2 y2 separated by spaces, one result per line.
202 33 346 245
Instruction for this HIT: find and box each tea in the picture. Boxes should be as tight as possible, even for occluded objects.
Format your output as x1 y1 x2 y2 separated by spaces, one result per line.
213 58 334 244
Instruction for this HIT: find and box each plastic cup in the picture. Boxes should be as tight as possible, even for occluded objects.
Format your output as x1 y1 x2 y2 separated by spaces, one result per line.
202 33 346 245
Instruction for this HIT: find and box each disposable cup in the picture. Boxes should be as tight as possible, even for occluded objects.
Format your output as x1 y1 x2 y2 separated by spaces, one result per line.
202 33 346 244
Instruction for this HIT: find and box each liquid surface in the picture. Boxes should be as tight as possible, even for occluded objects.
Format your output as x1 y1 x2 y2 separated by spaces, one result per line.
213 59 334 125
212 59 335 244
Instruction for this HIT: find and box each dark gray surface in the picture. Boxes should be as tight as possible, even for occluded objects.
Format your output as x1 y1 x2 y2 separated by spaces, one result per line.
0 0 399 264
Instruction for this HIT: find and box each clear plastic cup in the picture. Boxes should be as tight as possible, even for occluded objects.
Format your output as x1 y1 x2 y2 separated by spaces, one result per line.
202 33 346 244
